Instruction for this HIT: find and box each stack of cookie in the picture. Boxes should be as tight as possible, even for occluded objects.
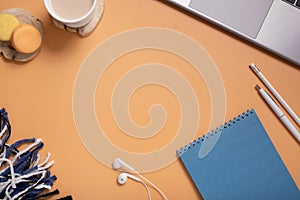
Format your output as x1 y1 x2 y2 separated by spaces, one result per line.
0 8 44 62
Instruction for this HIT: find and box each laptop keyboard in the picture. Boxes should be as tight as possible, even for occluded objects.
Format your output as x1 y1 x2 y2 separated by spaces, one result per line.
283 0 300 8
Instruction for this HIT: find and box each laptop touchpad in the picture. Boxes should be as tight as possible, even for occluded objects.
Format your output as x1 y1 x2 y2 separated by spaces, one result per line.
189 0 274 38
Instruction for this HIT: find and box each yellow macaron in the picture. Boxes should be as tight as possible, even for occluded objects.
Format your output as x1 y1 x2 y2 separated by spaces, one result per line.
11 23 42 54
0 14 20 41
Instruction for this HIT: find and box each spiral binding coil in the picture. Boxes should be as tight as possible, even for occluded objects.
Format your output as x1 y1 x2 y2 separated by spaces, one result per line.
177 109 255 157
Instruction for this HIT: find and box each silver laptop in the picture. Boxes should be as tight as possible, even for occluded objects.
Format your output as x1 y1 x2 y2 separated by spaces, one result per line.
166 0 300 66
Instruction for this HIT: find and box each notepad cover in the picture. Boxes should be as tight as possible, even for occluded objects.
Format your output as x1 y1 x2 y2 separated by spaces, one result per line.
177 109 300 200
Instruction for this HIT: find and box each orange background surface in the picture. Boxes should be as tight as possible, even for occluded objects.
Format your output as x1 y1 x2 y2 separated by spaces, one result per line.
0 0 299 199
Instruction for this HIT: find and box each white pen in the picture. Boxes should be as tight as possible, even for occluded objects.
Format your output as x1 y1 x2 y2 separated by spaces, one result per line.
255 85 300 143
250 63 300 127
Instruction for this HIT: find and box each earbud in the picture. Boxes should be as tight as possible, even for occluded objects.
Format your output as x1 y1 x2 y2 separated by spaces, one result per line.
112 158 134 171
118 172 141 185
113 158 168 200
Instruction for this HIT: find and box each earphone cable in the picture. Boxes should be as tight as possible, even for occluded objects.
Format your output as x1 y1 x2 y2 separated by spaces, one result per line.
134 171 168 200
139 180 151 200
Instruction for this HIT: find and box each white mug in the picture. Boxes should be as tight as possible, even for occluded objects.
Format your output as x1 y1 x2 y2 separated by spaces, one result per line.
43 0 97 28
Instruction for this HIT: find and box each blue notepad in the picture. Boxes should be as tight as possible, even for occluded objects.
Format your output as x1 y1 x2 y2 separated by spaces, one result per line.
177 109 300 200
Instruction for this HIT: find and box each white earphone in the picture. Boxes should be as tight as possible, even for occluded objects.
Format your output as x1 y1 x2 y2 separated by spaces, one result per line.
112 158 168 200
112 158 134 171
117 172 141 185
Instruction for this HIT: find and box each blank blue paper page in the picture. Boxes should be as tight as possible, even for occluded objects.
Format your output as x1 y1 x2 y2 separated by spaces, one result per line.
177 109 300 200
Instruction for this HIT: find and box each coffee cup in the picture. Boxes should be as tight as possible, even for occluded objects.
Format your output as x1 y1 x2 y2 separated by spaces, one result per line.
44 0 97 28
